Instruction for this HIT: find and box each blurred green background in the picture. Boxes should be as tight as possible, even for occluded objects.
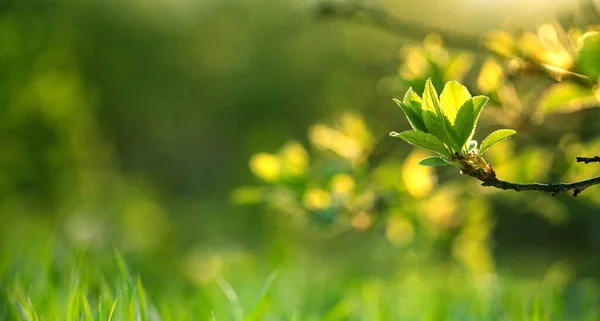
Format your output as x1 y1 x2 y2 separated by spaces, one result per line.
3 0 600 319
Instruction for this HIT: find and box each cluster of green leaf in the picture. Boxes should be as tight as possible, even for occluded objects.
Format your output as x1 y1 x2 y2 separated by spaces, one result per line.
390 79 516 174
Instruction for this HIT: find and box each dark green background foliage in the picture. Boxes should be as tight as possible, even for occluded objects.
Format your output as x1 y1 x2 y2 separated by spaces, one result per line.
3 0 600 319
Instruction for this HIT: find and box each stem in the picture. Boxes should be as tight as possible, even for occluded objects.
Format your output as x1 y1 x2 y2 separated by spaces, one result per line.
469 156 600 196
479 176 600 196
576 156 600 164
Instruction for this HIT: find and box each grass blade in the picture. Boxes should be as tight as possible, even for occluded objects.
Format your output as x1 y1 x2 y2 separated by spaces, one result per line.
245 270 280 320
136 276 149 321
215 274 244 321
82 293 93 321
108 293 120 321
26 295 39 321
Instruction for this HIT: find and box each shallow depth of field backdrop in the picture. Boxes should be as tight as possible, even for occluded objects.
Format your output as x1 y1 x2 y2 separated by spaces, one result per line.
2 0 600 320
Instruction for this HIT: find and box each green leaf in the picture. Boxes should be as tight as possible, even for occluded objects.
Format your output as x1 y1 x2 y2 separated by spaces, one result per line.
403 87 422 105
418 156 452 166
452 96 489 150
440 81 471 125
421 79 455 150
393 99 427 132
480 129 516 154
576 32 600 81
390 131 449 156
538 82 598 114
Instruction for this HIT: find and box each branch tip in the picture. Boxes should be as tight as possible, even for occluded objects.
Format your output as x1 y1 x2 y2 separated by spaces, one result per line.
576 156 600 164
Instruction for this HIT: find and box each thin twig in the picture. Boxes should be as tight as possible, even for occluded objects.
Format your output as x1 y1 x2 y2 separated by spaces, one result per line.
461 156 600 196
576 156 600 164
479 176 600 196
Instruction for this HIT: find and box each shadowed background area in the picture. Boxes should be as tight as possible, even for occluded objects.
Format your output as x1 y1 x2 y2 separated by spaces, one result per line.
2 0 600 319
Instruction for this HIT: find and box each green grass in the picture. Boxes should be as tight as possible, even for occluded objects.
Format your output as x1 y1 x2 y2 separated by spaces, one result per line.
1 242 599 321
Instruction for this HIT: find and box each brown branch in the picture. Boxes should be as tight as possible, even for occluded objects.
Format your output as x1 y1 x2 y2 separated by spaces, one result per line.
576 156 600 164
460 156 600 196
479 176 600 197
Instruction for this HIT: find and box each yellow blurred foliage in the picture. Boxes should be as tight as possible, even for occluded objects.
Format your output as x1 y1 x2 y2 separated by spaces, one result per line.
453 237 494 275
309 124 363 161
401 150 435 198
477 58 504 93
422 189 457 231
452 199 494 275
536 24 575 70
399 45 430 81
351 211 373 231
331 174 356 196
303 188 331 210
340 113 374 151
279 141 309 178
483 30 515 57
386 216 414 246
250 153 281 182
230 186 264 205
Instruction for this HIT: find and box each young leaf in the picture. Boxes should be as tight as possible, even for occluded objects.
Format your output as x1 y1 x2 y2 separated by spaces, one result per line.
576 32 600 80
403 87 422 105
418 156 452 166
467 140 477 152
480 129 516 154
452 96 489 149
393 99 427 132
421 79 454 150
440 81 471 124
390 131 449 156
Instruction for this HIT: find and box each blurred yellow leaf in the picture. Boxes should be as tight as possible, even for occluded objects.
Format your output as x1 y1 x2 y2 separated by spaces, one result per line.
399 45 429 81
444 53 473 82
340 113 374 151
309 124 362 161
331 174 356 196
422 189 457 230
452 237 494 275
538 82 598 114
518 32 545 58
351 211 373 231
477 58 504 93
386 216 414 246
483 30 515 57
401 150 435 198
279 141 309 178
537 24 575 70
249 153 281 182
303 188 331 210
230 186 264 205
